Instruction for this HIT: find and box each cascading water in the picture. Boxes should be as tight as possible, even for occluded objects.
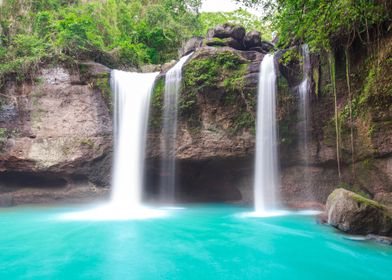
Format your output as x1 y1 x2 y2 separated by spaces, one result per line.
160 52 193 203
61 70 166 220
253 54 280 213
298 44 312 197
298 44 311 167
111 70 158 208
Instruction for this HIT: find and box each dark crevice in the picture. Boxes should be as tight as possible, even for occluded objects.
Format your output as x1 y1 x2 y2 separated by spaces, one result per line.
0 172 69 189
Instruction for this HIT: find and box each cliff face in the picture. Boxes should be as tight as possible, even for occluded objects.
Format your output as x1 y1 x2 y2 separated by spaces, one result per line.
0 35 391 207
0 62 113 205
145 36 392 207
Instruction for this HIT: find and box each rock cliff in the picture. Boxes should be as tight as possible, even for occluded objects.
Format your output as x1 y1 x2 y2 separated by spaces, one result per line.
0 28 391 208
0 62 112 205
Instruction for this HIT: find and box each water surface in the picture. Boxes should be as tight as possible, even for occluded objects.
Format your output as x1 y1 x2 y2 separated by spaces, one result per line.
0 205 391 279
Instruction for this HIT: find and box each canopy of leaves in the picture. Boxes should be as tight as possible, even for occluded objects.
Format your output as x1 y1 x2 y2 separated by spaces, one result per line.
0 0 201 81
236 0 390 51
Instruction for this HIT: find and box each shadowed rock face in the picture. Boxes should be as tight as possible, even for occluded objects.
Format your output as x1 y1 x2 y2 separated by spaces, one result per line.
326 188 392 236
0 62 112 204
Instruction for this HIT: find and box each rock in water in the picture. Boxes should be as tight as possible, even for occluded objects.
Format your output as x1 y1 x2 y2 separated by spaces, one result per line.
326 188 392 236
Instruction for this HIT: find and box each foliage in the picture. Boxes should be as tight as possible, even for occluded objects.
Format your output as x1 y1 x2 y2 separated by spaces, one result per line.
0 0 201 82
149 77 165 129
236 0 390 51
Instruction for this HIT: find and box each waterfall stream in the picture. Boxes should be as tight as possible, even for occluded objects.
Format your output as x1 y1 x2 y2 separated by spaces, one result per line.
160 52 193 203
111 70 159 208
62 70 166 220
298 44 311 168
254 54 280 213
298 44 312 198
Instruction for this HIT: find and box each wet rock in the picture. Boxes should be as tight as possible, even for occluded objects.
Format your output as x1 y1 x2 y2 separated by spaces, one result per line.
140 64 162 73
326 188 392 236
225 37 245 50
207 23 246 41
79 61 110 78
0 193 14 207
206 37 244 50
366 234 392 245
161 60 177 73
180 36 204 57
205 38 227 47
375 192 392 209
316 212 328 224
0 65 113 191
260 41 275 53
243 30 262 49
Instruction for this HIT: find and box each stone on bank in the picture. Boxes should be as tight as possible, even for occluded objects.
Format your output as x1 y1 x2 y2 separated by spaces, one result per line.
326 188 392 237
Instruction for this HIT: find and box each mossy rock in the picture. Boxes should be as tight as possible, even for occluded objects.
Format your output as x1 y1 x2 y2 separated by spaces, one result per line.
149 76 165 130
181 48 254 133
326 188 392 236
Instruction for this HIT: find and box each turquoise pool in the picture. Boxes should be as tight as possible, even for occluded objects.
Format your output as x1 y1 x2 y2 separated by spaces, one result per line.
0 205 391 279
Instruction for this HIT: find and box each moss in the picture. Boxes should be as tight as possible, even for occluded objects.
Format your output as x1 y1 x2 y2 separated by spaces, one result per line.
277 75 296 145
182 50 253 132
337 182 370 199
149 77 164 130
0 127 7 152
331 188 386 210
93 76 112 111
313 67 320 97
80 138 94 148
229 110 255 135
351 192 385 210
205 37 227 47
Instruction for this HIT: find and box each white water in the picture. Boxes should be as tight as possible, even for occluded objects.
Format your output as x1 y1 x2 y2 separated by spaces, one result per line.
298 44 311 167
111 70 159 207
160 52 193 203
61 70 166 220
254 54 280 213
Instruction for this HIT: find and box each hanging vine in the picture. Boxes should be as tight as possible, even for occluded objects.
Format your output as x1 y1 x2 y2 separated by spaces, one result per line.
344 49 355 177
329 52 341 180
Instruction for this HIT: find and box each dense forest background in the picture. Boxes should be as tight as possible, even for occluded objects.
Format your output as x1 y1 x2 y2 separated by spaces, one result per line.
0 0 390 84
0 0 268 82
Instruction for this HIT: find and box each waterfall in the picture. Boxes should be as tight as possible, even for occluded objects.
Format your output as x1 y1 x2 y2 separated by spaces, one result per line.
111 70 158 208
298 44 311 165
61 70 167 220
298 44 312 196
254 54 280 213
160 52 193 203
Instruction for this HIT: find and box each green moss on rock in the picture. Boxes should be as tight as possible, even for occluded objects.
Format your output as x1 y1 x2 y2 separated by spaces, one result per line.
182 50 254 132
149 76 165 130
277 75 296 145
92 75 112 111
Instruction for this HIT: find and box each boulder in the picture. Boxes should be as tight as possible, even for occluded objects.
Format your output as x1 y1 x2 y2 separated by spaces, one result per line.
205 37 244 50
225 37 245 50
205 38 227 47
207 23 246 41
260 41 275 53
243 30 262 49
326 188 392 236
180 37 204 57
